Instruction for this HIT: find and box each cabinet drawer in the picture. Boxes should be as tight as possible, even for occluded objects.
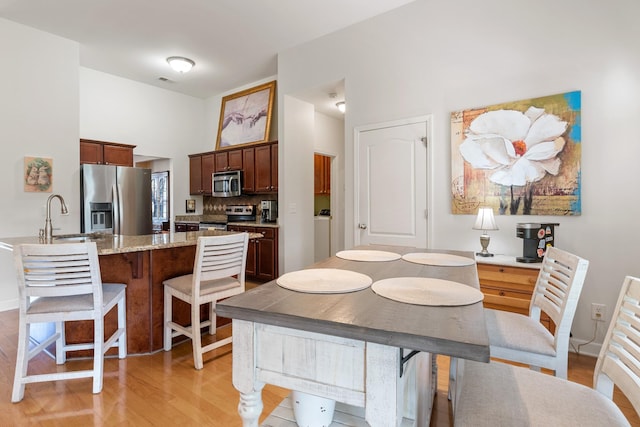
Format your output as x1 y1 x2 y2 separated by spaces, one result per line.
481 285 532 301
254 227 275 239
477 264 538 290
483 299 529 316
482 291 531 312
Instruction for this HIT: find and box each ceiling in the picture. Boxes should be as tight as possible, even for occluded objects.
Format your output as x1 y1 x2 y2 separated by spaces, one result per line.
0 0 414 113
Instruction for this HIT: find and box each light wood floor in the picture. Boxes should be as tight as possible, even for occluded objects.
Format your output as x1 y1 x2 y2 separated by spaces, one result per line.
1 307 638 426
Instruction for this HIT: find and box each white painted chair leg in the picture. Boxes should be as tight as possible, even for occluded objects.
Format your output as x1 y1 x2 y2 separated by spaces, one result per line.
55 321 66 365
118 298 127 359
209 301 216 335
192 305 204 370
93 313 105 394
164 290 173 351
12 322 30 402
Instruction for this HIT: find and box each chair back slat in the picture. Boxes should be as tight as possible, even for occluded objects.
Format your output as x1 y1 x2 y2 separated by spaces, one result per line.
530 247 589 340
192 233 249 290
14 242 103 313
595 276 640 417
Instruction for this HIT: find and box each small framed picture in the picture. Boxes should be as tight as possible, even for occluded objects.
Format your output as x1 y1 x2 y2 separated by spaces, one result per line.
24 156 53 192
186 199 196 213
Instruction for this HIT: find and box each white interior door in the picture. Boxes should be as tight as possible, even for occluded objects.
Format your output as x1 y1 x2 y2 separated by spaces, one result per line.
356 118 429 248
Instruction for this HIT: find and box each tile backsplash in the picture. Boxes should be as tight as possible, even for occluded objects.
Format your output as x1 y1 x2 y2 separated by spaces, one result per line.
203 195 277 216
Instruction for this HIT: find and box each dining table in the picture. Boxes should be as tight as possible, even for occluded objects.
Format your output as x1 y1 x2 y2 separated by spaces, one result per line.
216 245 489 426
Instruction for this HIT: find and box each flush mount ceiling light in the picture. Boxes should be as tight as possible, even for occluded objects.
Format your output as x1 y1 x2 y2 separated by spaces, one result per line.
336 101 346 113
167 56 195 73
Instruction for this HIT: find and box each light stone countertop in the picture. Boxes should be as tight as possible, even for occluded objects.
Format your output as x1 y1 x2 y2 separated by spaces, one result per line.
0 230 262 256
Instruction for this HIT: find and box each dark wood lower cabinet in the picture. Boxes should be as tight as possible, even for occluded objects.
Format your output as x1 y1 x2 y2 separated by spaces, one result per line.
227 225 278 282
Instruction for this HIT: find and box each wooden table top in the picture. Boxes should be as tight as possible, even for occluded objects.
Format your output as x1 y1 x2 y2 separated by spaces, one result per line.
217 246 490 362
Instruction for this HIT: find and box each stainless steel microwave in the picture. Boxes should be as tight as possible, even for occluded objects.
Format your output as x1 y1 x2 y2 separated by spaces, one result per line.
212 170 242 197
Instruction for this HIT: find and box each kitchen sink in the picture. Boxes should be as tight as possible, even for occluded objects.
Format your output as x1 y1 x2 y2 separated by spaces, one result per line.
52 233 108 242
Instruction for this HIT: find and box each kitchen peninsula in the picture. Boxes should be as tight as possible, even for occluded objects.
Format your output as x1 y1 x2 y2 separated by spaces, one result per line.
0 230 262 355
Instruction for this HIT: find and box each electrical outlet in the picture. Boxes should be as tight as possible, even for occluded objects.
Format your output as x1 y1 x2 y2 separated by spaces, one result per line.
591 303 606 321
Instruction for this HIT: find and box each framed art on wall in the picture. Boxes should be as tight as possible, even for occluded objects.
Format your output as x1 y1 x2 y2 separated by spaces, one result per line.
215 80 276 150
451 91 581 216
186 199 196 213
24 156 53 193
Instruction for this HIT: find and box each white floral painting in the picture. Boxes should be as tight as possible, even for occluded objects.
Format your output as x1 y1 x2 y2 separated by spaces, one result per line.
451 91 581 215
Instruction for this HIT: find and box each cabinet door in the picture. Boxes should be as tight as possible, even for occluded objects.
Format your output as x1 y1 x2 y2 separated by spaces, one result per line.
323 155 330 194
214 150 242 172
215 152 229 172
201 154 215 194
242 148 255 193
256 228 277 281
255 145 273 192
270 143 278 192
103 144 134 166
228 149 243 170
314 154 331 195
80 141 103 165
80 140 134 166
314 154 323 194
246 237 257 277
189 155 203 195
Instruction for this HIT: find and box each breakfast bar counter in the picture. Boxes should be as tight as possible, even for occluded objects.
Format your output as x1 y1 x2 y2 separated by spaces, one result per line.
1 230 260 355
217 246 489 426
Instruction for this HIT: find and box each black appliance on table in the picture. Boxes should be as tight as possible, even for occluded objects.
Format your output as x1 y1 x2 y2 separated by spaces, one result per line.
516 223 559 263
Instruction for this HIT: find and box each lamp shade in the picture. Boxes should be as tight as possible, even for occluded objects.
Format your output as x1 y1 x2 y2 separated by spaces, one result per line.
336 101 345 113
473 207 498 231
167 56 195 73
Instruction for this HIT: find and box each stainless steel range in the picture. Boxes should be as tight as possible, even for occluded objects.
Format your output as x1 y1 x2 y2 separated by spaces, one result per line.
226 205 256 222
198 221 227 231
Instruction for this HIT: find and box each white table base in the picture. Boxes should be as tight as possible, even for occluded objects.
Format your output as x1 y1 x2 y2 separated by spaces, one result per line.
233 319 436 427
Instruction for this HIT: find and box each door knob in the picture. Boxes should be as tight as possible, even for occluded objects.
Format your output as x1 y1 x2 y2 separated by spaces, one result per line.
358 223 367 229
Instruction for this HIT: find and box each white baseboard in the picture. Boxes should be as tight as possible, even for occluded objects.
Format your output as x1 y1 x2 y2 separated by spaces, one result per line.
569 338 602 358
0 299 18 312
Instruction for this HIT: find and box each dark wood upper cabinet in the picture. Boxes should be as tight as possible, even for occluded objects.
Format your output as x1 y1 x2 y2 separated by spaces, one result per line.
189 153 215 195
242 148 255 193
80 139 135 167
314 153 330 195
254 143 277 193
215 149 243 172
189 141 277 196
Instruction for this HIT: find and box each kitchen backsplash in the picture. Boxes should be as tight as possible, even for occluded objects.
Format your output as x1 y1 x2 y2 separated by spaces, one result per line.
203 195 277 215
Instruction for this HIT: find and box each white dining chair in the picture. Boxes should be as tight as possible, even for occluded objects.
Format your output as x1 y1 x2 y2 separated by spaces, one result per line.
163 233 248 369
12 242 127 402
486 246 589 379
452 275 640 426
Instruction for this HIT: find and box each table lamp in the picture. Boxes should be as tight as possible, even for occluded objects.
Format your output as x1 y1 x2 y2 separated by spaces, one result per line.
473 207 498 257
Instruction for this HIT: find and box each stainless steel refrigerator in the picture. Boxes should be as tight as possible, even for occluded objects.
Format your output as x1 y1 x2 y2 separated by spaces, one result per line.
81 164 152 235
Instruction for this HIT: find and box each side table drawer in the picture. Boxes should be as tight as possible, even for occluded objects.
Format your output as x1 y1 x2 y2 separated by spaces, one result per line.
477 264 538 292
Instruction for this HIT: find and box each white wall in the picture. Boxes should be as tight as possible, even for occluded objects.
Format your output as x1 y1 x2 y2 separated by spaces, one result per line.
313 111 345 255
277 0 640 352
281 96 316 272
80 68 206 219
0 19 79 310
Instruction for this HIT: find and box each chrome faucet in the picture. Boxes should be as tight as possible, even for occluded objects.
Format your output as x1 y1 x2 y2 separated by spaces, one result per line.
44 194 68 240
